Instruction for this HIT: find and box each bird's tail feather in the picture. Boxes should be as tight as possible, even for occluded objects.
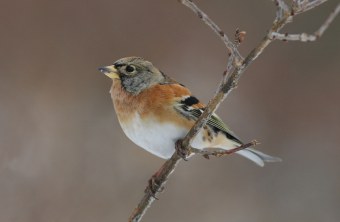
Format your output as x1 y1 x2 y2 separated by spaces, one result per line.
236 148 282 167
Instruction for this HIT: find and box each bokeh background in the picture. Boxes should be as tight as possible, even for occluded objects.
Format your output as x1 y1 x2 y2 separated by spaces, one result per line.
1 0 340 221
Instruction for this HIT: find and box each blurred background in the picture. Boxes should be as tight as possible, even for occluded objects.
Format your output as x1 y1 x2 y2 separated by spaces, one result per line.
1 0 340 221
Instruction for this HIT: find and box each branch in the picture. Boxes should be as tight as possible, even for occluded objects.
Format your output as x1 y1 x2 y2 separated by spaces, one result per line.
178 0 243 65
292 0 328 15
271 3 340 41
275 0 290 21
128 1 339 221
192 140 259 159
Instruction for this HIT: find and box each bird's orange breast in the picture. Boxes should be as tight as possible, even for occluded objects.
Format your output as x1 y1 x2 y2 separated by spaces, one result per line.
110 81 195 129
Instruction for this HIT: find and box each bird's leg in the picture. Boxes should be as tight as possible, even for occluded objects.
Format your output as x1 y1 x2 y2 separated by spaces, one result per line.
175 139 191 161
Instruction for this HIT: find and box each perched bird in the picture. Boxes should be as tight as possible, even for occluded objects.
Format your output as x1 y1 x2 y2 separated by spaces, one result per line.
99 57 281 166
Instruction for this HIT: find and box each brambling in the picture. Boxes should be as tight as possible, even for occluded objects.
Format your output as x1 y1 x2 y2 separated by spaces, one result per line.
99 57 281 166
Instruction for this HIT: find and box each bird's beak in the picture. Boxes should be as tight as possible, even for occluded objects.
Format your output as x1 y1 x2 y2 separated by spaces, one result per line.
98 65 120 79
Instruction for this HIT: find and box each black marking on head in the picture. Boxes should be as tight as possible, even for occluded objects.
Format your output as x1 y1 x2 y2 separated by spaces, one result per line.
114 63 124 69
181 96 199 106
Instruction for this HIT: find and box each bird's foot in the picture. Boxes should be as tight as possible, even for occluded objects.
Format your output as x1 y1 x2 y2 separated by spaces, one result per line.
175 139 191 161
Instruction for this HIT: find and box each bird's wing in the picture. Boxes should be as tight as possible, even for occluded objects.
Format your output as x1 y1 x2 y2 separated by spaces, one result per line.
177 99 243 145
161 82 243 145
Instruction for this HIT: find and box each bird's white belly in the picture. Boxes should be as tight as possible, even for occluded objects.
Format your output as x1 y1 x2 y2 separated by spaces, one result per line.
118 113 189 159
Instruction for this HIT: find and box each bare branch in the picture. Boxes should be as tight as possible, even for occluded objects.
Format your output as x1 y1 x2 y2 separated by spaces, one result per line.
274 0 291 20
178 0 243 64
271 3 340 41
128 155 181 222
192 140 259 159
292 0 328 15
128 1 339 221
317 3 340 36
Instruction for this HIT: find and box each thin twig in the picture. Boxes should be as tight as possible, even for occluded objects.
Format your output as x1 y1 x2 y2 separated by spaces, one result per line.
128 1 339 221
178 0 243 65
292 0 328 15
192 140 259 159
271 3 340 41
275 0 290 20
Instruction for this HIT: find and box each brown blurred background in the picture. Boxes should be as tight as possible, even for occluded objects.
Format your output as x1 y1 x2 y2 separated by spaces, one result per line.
1 0 340 221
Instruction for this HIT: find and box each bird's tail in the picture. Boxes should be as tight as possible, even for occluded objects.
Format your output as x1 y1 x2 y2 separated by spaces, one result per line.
236 148 282 167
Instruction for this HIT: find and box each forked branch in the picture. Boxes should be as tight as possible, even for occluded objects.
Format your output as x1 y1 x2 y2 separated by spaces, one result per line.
271 3 340 41
128 1 339 221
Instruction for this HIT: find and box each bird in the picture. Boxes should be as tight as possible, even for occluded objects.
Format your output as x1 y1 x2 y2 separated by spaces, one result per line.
99 57 281 166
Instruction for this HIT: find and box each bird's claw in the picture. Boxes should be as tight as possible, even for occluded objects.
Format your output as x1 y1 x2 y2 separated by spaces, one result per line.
175 140 190 161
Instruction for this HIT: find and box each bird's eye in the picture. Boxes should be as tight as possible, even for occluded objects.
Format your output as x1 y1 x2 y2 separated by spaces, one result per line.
125 65 135 73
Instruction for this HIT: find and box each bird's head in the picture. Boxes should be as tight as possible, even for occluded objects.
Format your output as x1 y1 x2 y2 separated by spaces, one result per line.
99 57 164 95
